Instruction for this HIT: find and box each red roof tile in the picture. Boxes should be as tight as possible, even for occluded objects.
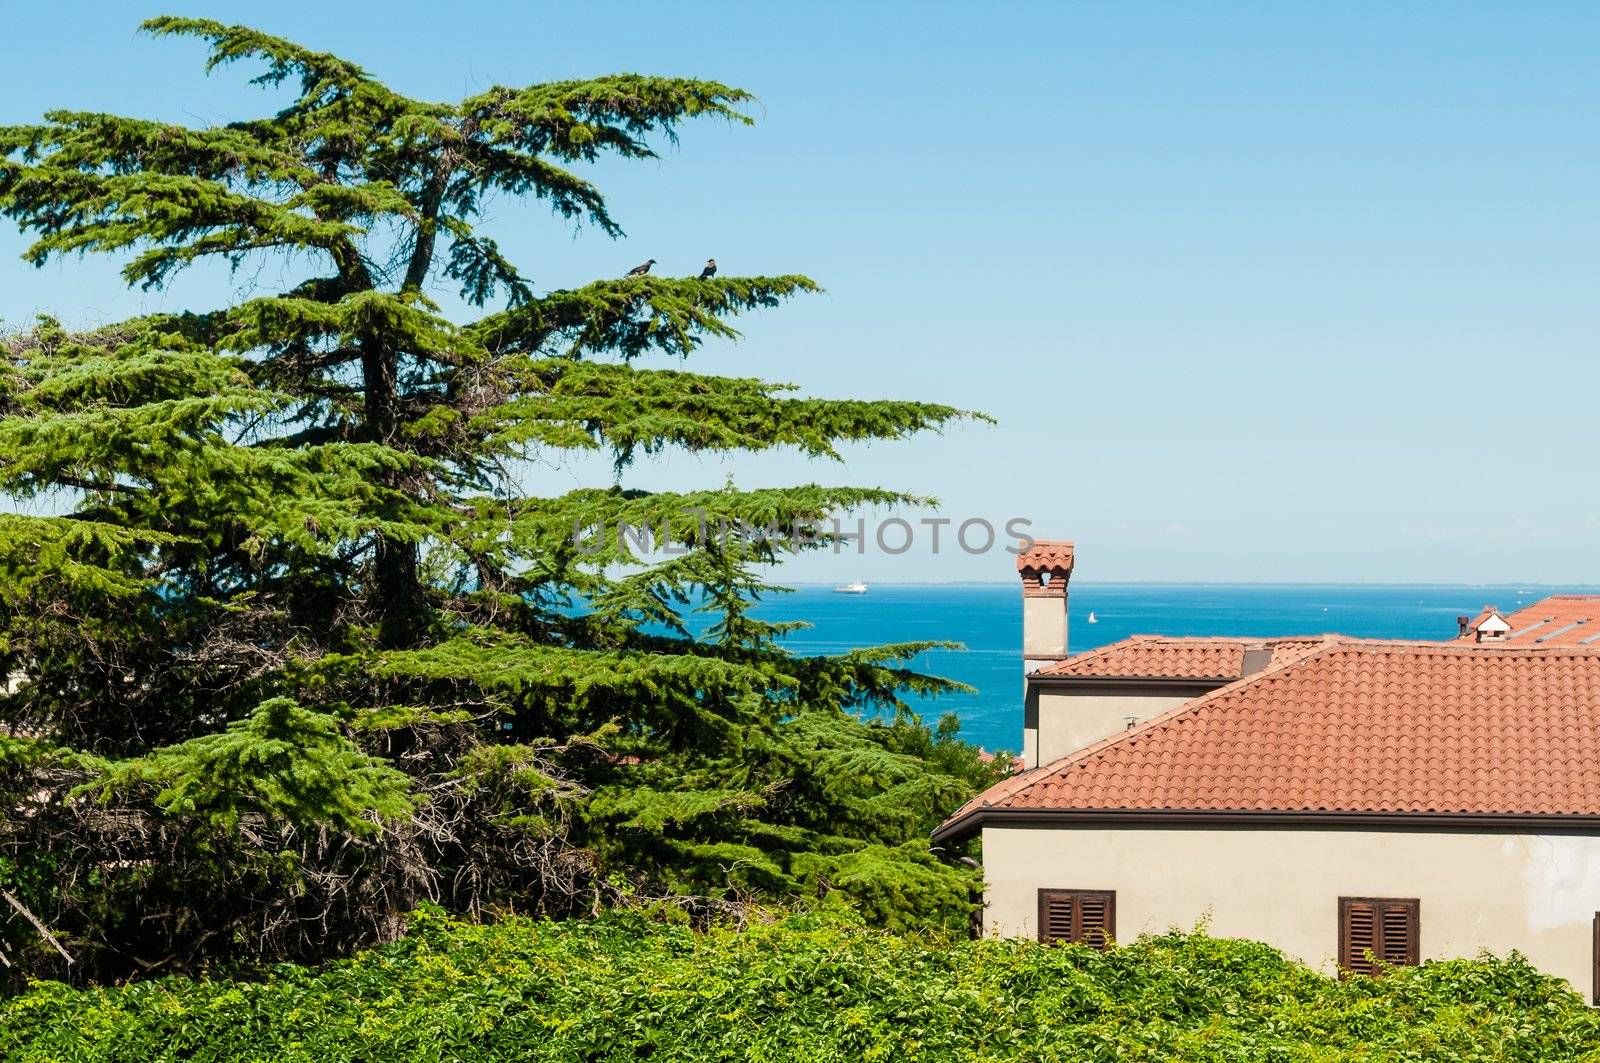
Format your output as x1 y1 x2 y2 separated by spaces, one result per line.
1458 594 1600 646
1035 635 1333 680
1015 540 1075 573
940 640 1600 834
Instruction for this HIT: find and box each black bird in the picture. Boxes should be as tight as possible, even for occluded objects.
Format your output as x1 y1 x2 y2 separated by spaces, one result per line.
698 258 717 280
626 258 655 277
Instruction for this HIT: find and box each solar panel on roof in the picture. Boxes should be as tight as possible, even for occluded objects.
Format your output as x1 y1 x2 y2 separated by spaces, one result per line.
1536 620 1588 643
1507 619 1552 639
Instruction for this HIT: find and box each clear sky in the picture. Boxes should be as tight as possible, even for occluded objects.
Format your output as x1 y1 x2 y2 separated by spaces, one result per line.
4 2 1599 584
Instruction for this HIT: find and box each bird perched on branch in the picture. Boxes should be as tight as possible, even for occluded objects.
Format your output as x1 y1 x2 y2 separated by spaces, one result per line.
698 258 717 279
626 258 655 277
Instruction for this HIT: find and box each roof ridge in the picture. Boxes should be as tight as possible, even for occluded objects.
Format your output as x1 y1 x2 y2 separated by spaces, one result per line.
1033 639 1140 672
1126 635 1264 643
1038 633 1357 680
1334 637 1600 656
1096 634 1344 647
997 635 1350 810
1036 633 1240 668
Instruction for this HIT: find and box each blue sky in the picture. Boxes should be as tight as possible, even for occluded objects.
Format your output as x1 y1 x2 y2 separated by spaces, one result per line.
3 2 1599 583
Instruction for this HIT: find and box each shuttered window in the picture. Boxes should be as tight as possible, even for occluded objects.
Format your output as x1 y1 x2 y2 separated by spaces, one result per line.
1592 912 1599 1005
1338 897 1419 975
1037 889 1115 949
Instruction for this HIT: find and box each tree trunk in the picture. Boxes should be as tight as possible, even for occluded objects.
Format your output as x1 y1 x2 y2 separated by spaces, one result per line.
361 339 426 646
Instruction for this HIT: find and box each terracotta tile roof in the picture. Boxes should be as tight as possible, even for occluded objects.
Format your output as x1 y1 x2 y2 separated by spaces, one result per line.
1015 541 1075 573
1034 635 1333 680
1265 638 1334 666
1458 594 1600 646
939 639 1600 835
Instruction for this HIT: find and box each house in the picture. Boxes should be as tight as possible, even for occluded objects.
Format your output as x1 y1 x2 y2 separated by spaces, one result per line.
1459 605 1513 642
1457 595 1600 645
938 540 1600 994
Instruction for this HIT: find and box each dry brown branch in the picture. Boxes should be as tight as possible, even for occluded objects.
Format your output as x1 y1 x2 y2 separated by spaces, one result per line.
2 890 72 965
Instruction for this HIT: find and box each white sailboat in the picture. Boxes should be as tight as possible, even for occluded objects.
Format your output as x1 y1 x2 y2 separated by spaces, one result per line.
834 581 868 595
1086 611 1098 624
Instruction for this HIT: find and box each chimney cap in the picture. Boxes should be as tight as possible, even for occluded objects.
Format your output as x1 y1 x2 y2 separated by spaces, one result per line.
1016 540 1075 574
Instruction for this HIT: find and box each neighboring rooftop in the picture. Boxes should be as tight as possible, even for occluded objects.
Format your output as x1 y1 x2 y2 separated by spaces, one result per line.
1457 594 1600 647
938 639 1600 840
1034 635 1334 681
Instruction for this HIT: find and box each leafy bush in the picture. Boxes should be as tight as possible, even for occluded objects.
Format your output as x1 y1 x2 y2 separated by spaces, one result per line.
3 908 1598 1062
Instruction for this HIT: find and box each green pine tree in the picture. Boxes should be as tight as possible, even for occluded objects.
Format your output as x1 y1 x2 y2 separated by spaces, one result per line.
0 18 1001 981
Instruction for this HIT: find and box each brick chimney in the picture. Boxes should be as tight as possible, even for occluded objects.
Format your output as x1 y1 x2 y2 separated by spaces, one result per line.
1018 540 1074 673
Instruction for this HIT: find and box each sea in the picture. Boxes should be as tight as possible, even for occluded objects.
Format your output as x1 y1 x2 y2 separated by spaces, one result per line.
725 583 1584 754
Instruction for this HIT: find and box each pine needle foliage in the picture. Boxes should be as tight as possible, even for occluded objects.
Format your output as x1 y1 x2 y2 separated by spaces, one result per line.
0 18 1002 983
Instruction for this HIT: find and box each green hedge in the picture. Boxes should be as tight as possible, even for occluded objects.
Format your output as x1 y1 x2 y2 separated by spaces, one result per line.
4 907 1599 1062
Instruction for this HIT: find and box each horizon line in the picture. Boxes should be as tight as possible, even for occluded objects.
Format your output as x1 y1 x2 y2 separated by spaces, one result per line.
780 580 1600 589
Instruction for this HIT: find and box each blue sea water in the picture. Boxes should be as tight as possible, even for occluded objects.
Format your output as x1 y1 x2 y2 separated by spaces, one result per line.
736 583 1583 753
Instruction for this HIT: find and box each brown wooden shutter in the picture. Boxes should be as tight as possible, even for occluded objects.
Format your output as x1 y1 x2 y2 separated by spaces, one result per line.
1077 891 1113 949
1037 889 1115 950
1592 912 1599 1005
1341 900 1378 975
1339 897 1419 975
1039 890 1074 944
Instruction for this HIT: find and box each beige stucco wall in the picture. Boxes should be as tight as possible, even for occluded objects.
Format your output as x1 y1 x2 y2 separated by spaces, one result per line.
1025 687 1197 768
1022 597 1066 662
983 822 1600 997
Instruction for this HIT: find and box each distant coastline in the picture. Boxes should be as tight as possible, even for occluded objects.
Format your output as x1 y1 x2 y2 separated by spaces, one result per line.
744 582 1589 751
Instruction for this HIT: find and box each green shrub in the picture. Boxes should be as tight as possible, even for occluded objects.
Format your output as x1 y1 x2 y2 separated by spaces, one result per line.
3 907 1597 1062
